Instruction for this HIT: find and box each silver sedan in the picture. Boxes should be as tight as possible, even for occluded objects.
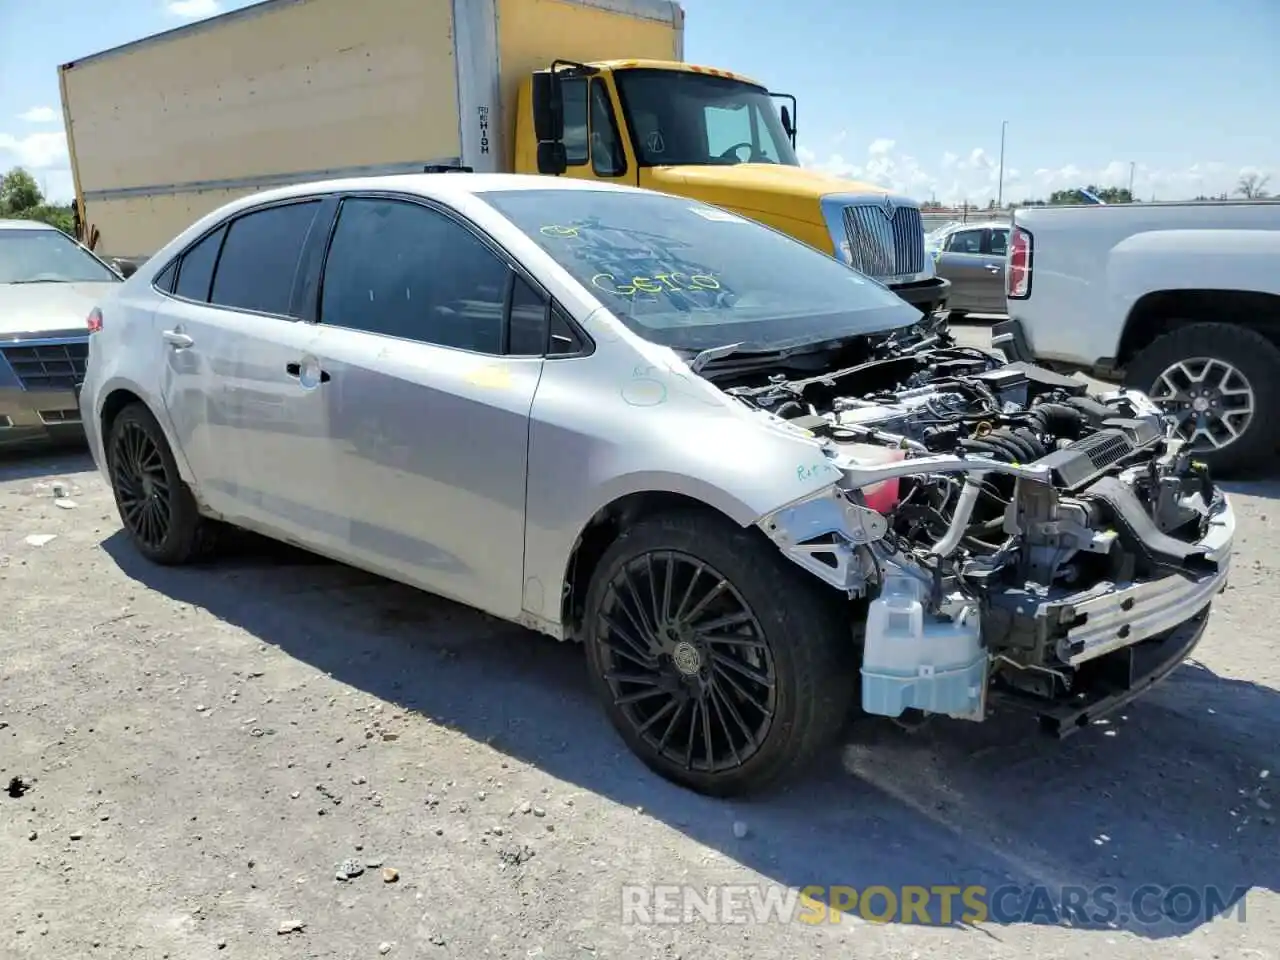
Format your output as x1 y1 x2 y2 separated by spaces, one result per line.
78 174 1234 797
928 219 1010 317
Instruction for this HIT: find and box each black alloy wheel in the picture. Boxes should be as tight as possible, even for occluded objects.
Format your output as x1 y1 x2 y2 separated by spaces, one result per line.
110 415 173 552
106 402 218 565
596 550 778 773
583 510 854 797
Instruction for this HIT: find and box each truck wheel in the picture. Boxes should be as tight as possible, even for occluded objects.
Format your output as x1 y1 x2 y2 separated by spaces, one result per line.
581 509 855 797
106 402 219 564
1124 322 1280 476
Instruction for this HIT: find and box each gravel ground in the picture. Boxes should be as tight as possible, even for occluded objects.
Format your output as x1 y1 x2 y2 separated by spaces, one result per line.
2 328 1278 959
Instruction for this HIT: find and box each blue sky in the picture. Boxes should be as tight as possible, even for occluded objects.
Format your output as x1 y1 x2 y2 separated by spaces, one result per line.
1 0 1276 205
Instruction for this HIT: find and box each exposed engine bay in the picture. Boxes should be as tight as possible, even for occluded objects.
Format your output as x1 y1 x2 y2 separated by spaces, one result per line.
719 321 1235 735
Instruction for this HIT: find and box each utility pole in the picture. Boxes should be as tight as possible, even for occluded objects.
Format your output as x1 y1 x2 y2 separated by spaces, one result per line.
1128 161 1135 200
997 120 1008 208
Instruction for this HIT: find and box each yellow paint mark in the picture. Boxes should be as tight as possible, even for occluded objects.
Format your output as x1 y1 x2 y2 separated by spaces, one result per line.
466 365 512 389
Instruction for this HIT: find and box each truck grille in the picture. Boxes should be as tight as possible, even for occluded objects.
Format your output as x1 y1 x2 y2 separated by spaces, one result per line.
842 203 926 280
0 340 89 391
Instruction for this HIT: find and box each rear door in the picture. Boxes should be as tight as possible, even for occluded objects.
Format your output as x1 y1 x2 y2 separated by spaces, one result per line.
936 227 991 313
979 226 1010 312
160 196 339 544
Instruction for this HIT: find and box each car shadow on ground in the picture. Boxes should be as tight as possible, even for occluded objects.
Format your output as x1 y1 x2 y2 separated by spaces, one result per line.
99 527 1279 940
0 444 95 483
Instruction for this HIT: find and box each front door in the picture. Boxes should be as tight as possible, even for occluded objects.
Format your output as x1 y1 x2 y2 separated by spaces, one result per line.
307 194 543 617
558 76 632 185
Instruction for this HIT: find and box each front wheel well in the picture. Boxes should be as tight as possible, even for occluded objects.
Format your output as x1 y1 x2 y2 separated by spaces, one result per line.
559 491 754 641
1118 289 1280 365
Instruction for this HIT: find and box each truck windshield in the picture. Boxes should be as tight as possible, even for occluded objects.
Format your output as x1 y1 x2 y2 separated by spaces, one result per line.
479 188 918 352
612 68 799 168
0 228 120 284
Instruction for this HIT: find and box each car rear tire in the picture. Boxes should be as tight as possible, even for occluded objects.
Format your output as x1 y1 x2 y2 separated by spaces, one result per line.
106 402 218 565
1124 322 1280 476
581 508 856 797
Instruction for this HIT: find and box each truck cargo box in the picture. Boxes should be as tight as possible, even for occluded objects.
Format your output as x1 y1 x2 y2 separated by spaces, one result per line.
59 0 683 260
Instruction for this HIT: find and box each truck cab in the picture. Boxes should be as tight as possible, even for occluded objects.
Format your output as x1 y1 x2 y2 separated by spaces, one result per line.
57 0 945 316
512 60 949 317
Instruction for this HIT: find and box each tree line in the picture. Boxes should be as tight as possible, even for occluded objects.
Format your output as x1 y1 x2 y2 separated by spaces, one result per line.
0 167 76 234
921 172 1271 211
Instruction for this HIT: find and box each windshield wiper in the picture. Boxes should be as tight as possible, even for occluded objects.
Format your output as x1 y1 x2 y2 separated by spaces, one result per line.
7 278 67 284
689 341 748 373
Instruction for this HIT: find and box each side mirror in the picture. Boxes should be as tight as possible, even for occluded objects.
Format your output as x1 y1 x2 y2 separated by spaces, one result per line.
111 258 138 279
532 69 564 143
536 141 568 176
770 92 798 148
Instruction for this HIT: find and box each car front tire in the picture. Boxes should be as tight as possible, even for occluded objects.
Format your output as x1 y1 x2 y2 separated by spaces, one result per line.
581 508 855 797
106 401 218 565
1124 322 1280 476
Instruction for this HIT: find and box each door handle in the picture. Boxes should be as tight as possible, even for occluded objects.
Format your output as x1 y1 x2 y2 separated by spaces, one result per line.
985 264 1002 273
286 361 330 382
162 329 194 348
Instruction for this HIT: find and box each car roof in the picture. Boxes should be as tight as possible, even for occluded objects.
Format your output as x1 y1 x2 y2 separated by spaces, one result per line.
942 220 1009 231
206 172 639 221
0 219 60 231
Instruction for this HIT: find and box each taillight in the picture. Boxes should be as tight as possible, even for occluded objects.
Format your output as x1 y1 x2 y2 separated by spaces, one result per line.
87 307 103 334
1007 226 1032 299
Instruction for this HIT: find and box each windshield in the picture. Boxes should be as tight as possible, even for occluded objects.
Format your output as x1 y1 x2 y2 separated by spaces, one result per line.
612 69 799 168
480 188 920 352
0 228 120 284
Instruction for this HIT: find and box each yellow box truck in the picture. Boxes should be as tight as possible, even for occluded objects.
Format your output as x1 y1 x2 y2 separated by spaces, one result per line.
58 0 949 315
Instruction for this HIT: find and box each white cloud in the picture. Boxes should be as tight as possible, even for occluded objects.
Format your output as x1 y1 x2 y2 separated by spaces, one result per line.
18 106 59 124
800 136 1271 204
0 129 73 202
165 0 221 17
0 131 69 170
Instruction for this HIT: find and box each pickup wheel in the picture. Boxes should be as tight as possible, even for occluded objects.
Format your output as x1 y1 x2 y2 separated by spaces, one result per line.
1124 322 1280 475
581 509 856 797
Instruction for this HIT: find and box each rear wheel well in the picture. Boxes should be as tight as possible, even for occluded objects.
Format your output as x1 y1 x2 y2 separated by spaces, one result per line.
1118 289 1280 365
99 388 146 444
559 491 752 641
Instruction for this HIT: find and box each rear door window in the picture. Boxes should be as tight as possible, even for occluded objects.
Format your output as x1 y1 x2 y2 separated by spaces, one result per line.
946 229 984 254
172 225 226 302
208 200 322 316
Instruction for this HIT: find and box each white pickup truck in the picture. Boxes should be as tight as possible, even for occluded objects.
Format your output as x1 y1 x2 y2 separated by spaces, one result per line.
992 200 1280 474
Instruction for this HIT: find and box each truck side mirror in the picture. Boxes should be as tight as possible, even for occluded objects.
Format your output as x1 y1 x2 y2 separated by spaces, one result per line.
532 70 564 143
536 141 568 176
780 105 794 142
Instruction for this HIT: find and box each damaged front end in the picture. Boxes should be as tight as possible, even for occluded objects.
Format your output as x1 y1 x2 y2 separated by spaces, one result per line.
748 335 1234 734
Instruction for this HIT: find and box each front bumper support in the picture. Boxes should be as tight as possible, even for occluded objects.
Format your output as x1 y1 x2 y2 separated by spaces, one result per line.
993 606 1209 737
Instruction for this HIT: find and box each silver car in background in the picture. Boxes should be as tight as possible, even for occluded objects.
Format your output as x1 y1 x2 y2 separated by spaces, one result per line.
78 175 1233 797
928 219 1010 318
0 219 123 447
